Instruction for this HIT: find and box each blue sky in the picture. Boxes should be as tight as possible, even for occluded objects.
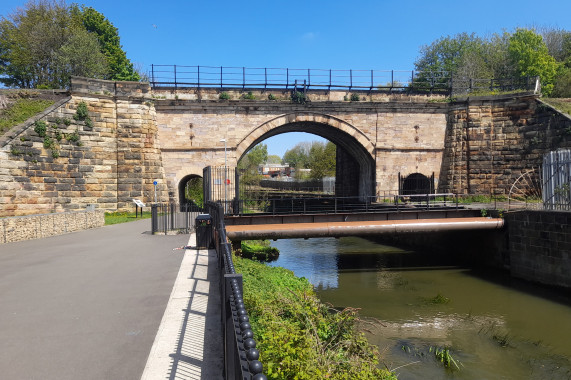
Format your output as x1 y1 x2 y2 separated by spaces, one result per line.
1 0 571 157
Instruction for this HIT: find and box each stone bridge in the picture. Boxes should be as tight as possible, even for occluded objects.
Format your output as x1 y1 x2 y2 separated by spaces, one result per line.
1 77 570 216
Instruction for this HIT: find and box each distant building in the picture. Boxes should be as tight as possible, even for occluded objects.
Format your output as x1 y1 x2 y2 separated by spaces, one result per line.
258 163 292 178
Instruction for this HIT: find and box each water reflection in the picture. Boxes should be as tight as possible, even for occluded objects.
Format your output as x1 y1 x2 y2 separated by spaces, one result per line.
269 236 571 380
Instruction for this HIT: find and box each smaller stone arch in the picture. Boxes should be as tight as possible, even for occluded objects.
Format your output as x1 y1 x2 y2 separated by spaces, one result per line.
400 173 434 195
178 174 203 207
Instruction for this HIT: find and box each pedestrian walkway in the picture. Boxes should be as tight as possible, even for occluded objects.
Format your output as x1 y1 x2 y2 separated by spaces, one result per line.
141 233 223 379
0 219 222 380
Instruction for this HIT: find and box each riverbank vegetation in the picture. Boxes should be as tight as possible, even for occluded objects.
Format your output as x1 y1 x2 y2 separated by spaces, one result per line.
233 255 397 379
236 240 280 261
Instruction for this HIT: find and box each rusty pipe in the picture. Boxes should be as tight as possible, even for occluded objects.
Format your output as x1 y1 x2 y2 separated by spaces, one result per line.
225 217 504 240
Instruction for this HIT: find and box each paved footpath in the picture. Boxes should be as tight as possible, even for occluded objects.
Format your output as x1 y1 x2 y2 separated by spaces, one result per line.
0 219 222 380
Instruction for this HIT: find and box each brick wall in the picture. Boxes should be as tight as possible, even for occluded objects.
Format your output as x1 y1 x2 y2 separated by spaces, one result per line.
0 210 105 243
506 210 571 289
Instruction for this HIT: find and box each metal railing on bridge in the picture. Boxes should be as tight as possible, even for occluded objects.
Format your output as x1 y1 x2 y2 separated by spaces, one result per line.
149 64 539 95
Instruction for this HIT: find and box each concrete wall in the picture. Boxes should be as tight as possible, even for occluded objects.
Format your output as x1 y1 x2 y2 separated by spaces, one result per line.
506 210 571 289
0 210 104 243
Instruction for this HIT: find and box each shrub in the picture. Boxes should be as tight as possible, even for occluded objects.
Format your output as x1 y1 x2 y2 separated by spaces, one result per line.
243 91 256 100
291 91 307 104
219 92 230 100
350 93 360 101
34 120 47 137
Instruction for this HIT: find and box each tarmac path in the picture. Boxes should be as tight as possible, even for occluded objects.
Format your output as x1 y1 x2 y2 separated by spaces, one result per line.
0 219 189 380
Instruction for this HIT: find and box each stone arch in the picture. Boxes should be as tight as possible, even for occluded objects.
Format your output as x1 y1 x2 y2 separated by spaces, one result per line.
236 112 375 199
178 173 202 206
401 173 433 195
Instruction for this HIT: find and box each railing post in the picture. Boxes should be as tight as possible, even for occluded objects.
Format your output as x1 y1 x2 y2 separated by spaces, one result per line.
370 69 374 90
197 65 200 88
243 67 245 89
151 204 158 234
174 65 177 91
151 64 155 87
349 69 353 90
286 68 289 89
307 68 311 87
265 67 267 89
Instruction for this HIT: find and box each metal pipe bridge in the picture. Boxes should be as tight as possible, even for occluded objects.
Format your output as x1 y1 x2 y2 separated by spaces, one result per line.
224 210 504 240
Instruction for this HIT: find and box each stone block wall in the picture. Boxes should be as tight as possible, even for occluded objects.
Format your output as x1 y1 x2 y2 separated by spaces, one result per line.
0 210 105 243
0 77 168 217
440 94 571 195
506 210 571 289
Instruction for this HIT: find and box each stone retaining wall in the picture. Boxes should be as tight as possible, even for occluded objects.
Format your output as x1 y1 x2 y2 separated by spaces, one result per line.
440 95 571 195
0 210 105 243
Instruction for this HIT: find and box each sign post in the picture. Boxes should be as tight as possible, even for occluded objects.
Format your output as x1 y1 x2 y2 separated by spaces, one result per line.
132 199 146 218
153 180 158 203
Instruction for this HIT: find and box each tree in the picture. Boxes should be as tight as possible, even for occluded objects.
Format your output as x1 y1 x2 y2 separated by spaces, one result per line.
0 0 138 88
266 154 281 164
55 28 108 80
238 143 268 185
414 33 484 76
508 28 560 95
74 5 139 81
308 141 336 180
0 1 79 88
282 142 311 168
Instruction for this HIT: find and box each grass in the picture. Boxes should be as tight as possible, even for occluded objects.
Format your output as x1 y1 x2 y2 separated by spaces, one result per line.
104 211 152 225
542 98 571 116
0 98 55 136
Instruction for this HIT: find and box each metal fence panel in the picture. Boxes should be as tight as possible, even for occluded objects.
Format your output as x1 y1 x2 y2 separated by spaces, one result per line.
543 150 571 210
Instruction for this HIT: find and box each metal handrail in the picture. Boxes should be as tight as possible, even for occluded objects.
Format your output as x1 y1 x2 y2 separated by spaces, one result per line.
206 201 267 380
149 64 539 95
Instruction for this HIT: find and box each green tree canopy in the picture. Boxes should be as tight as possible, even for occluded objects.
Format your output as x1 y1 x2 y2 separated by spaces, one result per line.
266 154 281 164
282 142 311 168
238 143 268 185
74 5 139 81
307 141 336 180
0 0 139 88
508 28 560 95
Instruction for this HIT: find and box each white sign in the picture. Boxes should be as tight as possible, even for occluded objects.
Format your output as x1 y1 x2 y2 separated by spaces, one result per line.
132 199 146 207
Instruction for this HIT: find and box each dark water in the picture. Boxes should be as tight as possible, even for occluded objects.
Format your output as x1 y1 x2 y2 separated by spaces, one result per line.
268 237 571 380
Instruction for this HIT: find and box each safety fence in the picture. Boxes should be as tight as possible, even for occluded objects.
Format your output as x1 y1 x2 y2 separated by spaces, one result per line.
205 201 267 380
150 64 539 95
543 150 571 210
150 203 203 234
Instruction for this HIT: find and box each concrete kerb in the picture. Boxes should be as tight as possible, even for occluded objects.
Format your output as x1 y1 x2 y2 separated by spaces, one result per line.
141 232 223 380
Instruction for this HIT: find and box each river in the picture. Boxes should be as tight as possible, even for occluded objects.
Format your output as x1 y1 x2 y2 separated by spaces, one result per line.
268 237 571 380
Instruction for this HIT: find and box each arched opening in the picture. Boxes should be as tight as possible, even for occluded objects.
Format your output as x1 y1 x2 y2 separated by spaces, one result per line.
236 113 375 200
178 174 203 207
400 173 434 195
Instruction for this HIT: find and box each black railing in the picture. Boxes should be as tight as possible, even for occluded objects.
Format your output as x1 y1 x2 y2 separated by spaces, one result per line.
150 202 202 234
233 193 461 215
205 201 267 380
149 65 540 95
150 65 450 92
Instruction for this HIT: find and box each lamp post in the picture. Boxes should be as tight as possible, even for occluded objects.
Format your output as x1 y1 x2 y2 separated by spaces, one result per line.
220 138 227 212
